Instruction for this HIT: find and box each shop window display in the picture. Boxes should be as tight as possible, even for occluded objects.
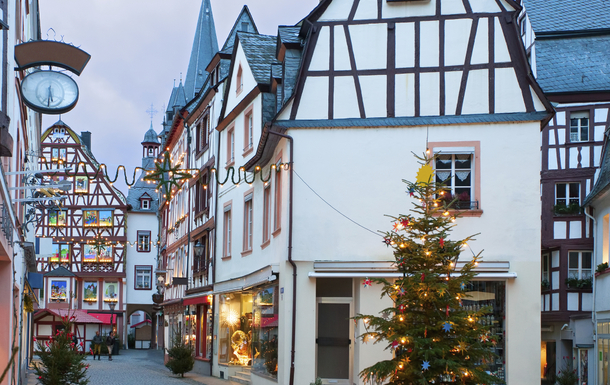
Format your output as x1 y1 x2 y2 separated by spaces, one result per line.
252 285 278 378
219 293 253 365
462 281 506 381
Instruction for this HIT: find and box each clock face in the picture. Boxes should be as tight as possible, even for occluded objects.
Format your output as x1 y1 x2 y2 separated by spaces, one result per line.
21 70 79 114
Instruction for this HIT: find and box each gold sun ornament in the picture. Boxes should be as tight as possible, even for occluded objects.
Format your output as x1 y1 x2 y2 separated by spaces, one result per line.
143 151 197 202
415 164 434 184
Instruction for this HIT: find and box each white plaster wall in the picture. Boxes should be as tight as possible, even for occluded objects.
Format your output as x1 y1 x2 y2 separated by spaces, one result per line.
420 21 439 68
494 68 526 113
334 76 360 119
395 22 415 68
441 0 466 15
334 26 351 71
295 77 329 120
282 119 541 383
225 43 257 115
359 75 386 118
353 0 377 20
126 212 158 306
381 0 436 19
471 19 489 65
462 69 489 114
445 18 472 66
471 0 502 13
394 73 415 117
318 0 352 21
349 24 386 70
309 26 330 71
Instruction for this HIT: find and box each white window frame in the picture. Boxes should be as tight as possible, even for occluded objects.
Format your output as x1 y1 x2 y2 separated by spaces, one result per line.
141 199 150 210
568 251 592 280
434 150 474 207
135 266 152 289
243 193 253 252
570 111 589 142
137 231 151 252
555 182 580 206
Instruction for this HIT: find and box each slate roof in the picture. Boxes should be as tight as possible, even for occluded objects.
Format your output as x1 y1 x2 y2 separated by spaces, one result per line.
44 266 76 277
126 157 159 212
523 0 610 33
221 6 258 51
142 123 159 144
584 138 610 206
273 112 550 129
237 32 278 85
278 26 301 45
535 35 610 94
184 0 219 101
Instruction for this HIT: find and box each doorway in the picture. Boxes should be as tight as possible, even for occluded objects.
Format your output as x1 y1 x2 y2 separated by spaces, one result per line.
316 298 352 384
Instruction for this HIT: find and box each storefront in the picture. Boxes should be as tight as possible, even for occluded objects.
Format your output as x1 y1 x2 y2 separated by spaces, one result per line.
215 283 279 381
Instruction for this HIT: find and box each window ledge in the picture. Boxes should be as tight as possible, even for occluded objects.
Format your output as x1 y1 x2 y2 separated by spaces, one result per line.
242 147 253 157
225 161 235 169
272 228 281 238
261 239 270 250
195 145 209 159
595 268 610 277
134 287 152 291
432 209 483 218
221 255 231 260
194 357 210 362
241 250 252 257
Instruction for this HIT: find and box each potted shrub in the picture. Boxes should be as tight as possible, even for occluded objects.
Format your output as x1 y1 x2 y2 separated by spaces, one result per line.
597 262 609 274
554 202 581 215
541 279 550 290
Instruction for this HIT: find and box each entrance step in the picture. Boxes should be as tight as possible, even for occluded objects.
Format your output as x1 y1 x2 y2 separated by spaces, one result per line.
228 373 251 385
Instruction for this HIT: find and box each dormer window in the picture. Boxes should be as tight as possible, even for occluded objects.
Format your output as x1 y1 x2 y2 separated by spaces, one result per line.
140 194 152 210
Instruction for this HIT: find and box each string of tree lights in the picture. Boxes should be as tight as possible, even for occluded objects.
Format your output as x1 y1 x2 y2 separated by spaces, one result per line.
38 150 289 203
353 153 500 385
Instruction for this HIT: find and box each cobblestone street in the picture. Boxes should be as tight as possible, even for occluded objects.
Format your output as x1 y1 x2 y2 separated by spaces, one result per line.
25 349 236 385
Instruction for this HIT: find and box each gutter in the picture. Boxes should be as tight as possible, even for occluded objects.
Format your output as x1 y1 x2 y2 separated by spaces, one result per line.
266 131 296 385
584 207 597 383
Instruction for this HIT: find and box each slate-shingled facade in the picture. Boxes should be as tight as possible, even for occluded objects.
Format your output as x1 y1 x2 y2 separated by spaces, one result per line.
520 0 610 383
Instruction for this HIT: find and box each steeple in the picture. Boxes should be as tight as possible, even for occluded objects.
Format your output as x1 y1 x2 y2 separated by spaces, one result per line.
222 6 259 52
184 0 219 101
141 122 160 166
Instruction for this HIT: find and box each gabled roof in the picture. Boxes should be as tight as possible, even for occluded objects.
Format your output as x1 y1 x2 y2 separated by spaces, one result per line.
44 266 76 277
221 6 258 52
278 26 301 46
523 0 610 34
237 32 278 85
535 35 610 94
184 0 219 101
34 309 102 324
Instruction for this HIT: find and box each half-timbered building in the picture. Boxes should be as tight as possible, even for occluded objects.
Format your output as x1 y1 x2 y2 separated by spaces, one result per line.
34 120 128 353
211 0 553 384
519 1 610 383
156 0 219 368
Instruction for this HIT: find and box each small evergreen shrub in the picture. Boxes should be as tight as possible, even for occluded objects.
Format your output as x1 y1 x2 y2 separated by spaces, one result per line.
165 327 194 377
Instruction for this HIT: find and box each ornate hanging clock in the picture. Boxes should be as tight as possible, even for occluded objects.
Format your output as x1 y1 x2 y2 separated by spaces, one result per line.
20 70 79 114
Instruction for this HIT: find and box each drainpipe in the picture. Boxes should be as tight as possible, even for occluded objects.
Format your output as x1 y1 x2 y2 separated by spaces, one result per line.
185 120 192 340
266 131 296 385
584 207 597 383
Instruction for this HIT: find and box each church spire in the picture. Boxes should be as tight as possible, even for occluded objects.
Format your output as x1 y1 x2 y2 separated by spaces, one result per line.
184 0 219 101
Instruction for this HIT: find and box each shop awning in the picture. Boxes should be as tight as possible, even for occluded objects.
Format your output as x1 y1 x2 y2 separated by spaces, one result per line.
213 265 279 294
183 295 212 306
88 313 118 325
34 309 102 324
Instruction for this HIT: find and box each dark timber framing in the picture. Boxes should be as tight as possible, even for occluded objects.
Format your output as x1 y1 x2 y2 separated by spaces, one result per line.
290 3 552 122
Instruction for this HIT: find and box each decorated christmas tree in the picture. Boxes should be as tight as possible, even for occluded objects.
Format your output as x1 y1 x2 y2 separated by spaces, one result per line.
34 314 89 385
355 154 501 384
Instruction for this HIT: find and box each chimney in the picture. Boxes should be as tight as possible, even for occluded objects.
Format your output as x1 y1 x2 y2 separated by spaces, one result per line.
81 131 91 151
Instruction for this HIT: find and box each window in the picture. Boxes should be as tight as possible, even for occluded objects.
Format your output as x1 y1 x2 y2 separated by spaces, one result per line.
197 115 209 153
236 65 243 95
555 183 580 206
542 254 549 285
244 110 253 153
435 153 474 209
49 210 66 227
50 243 70 263
262 183 271 244
141 199 150 210
51 147 67 163
223 203 232 258
137 231 151 252
569 251 592 280
243 193 253 253
227 127 235 166
135 266 152 289
570 111 589 142
274 161 282 233
195 173 210 215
